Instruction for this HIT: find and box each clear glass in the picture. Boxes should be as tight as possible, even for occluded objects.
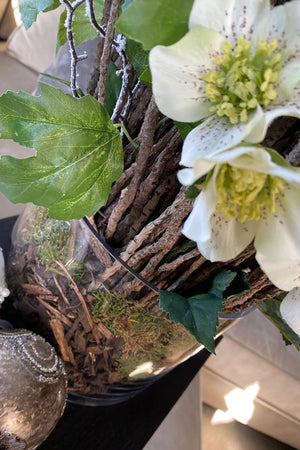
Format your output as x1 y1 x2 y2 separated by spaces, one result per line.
6 205 204 404
6 205 246 405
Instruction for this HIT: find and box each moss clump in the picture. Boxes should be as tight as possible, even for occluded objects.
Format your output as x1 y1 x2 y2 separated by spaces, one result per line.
23 206 85 276
91 290 197 379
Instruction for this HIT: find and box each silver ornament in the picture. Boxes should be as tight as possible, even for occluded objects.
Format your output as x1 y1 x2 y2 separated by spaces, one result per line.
0 329 67 449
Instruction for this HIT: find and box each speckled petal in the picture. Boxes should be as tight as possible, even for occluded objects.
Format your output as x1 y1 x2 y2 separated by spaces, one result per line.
182 174 218 244
189 0 270 43
264 86 300 128
227 146 300 186
276 60 300 102
180 115 246 168
149 26 225 122
255 185 300 291
182 172 257 261
251 1 300 66
243 105 268 144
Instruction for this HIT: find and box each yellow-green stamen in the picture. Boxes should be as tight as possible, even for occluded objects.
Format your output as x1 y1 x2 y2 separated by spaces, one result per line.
215 164 285 223
202 36 281 124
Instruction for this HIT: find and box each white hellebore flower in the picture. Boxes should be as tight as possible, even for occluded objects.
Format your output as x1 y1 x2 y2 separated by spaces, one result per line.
0 247 9 305
178 145 300 292
150 0 300 158
280 288 300 337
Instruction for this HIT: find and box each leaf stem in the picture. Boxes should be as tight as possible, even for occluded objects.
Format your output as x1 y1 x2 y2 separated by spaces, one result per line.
155 116 168 130
114 123 139 150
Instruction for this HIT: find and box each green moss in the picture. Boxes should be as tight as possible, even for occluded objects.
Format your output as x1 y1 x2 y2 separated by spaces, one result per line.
24 206 84 274
91 290 197 378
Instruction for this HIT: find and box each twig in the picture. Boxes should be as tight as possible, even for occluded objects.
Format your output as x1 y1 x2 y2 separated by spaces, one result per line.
156 249 200 275
99 188 188 283
85 0 105 35
67 221 77 261
39 297 72 327
105 162 137 206
167 256 207 291
97 0 122 104
105 97 160 240
60 0 87 97
55 260 100 344
53 275 70 305
82 217 159 294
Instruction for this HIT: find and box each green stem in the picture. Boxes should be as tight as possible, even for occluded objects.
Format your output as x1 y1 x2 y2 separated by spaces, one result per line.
155 116 168 130
114 123 139 150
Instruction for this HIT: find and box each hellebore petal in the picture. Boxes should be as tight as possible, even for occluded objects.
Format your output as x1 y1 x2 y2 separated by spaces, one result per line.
280 288 300 337
180 115 246 168
255 185 300 291
251 1 300 66
149 26 225 122
180 144 300 291
189 0 270 43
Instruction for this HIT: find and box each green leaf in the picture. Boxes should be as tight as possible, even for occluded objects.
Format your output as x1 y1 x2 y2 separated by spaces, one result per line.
122 0 133 11
56 0 104 51
126 39 148 76
20 0 60 29
159 270 237 353
210 270 237 298
257 298 300 351
139 67 152 85
116 0 194 50
0 83 123 220
186 185 198 199
125 39 152 85
105 62 122 116
40 72 71 87
223 270 250 299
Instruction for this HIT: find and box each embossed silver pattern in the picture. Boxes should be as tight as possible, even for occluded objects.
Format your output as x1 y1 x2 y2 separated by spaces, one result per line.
0 330 67 449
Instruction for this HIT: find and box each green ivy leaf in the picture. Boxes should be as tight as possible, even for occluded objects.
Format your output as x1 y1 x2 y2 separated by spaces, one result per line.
20 0 60 29
126 39 148 76
56 0 104 51
0 83 123 220
105 62 122 116
159 270 237 353
125 39 152 85
257 298 300 351
116 0 194 50
224 270 250 299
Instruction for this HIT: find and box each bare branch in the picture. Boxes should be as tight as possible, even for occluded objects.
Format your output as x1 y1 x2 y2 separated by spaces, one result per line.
60 0 87 97
97 0 123 105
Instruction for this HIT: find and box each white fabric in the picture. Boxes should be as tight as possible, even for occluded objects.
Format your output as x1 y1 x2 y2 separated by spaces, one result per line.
6 6 63 73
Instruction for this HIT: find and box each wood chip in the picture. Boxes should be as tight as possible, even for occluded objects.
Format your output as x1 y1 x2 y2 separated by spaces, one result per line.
96 322 114 340
21 283 53 296
50 318 77 366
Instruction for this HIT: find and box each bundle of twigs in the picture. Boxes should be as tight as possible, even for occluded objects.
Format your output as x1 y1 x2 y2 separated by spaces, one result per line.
81 0 300 314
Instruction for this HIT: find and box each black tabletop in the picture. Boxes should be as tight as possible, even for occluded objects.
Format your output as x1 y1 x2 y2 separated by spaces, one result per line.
0 216 219 450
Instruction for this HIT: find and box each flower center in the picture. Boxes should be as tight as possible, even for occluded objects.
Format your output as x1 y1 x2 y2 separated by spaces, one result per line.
202 36 281 124
215 164 285 223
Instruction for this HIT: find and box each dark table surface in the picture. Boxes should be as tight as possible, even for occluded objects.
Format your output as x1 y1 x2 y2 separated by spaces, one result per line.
1 215 219 450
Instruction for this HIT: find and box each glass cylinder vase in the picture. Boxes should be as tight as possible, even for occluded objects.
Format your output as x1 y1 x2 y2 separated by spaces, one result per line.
5 205 224 405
